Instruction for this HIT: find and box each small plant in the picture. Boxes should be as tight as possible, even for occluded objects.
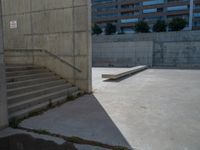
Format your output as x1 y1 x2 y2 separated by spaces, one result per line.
48 100 53 108
168 18 187 31
92 24 102 35
153 20 167 32
105 23 116 35
134 21 150 33
9 117 21 128
35 129 50 135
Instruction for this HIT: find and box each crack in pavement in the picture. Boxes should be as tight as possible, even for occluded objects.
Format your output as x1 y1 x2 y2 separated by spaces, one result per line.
16 126 133 150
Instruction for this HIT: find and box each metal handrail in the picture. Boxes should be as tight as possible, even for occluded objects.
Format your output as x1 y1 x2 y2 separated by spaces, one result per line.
5 49 82 72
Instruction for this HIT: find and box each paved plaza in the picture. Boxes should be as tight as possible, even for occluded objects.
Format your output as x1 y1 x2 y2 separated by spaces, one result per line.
16 68 200 150
93 68 200 150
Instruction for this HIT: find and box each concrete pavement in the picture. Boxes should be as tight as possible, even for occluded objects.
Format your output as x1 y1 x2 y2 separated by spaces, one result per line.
93 68 200 150
20 94 132 149
16 68 200 150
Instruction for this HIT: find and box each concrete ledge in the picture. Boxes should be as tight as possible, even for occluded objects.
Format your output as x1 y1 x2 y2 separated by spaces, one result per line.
102 65 148 79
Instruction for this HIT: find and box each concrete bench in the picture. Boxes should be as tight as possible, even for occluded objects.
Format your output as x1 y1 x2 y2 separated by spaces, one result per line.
102 65 148 79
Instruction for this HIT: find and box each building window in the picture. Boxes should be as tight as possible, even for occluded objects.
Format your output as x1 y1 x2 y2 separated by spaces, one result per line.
143 8 157 14
143 0 164 6
194 13 200 18
167 5 188 12
157 8 164 12
195 4 200 9
194 21 200 27
121 18 138 23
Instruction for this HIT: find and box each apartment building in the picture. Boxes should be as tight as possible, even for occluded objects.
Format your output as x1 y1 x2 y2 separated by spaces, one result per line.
92 0 200 33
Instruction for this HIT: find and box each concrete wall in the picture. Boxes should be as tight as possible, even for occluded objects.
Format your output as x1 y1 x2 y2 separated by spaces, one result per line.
93 31 200 68
0 0 8 129
153 41 200 68
93 31 200 43
93 41 153 67
2 0 92 92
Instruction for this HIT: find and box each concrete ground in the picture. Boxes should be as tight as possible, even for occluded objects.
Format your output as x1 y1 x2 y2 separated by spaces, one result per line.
17 68 200 150
93 68 200 150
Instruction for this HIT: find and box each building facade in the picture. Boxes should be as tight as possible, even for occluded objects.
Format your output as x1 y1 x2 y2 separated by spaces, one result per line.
92 0 200 33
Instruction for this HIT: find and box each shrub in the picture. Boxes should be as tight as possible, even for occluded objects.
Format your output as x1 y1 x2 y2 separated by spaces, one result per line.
153 20 167 32
168 18 187 31
134 21 150 33
92 24 102 35
105 23 116 35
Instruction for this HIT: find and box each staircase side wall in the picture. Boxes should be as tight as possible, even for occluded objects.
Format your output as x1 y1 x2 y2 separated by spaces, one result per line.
2 0 92 92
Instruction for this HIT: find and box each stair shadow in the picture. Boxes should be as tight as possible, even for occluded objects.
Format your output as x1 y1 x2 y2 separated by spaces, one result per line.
20 94 133 149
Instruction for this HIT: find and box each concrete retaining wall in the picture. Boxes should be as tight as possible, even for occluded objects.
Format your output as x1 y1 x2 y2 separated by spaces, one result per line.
93 41 153 67
2 0 92 92
153 41 200 68
92 31 200 68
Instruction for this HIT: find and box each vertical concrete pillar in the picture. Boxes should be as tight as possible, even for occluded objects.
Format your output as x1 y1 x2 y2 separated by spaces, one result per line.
0 0 8 129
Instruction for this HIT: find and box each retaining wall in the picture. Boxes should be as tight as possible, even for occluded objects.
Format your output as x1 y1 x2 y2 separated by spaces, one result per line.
93 31 200 68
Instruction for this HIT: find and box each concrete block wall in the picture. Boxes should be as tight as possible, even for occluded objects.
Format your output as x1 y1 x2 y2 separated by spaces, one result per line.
93 31 200 68
2 0 92 92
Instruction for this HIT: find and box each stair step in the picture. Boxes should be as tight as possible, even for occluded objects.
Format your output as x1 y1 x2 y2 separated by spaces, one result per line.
9 95 68 119
7 76 60 89
8 79 68 97
8 87 78 115
71 90 84 97
6 65 42 72
6 64 82 120
8 84 73 105
6 69 50 77
6 72 55 83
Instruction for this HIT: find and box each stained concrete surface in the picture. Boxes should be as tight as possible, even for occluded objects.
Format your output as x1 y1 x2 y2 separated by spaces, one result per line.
0 128 109 150
20 95 132 149
20 68 200 150
0 128 65 144
0 134 77 150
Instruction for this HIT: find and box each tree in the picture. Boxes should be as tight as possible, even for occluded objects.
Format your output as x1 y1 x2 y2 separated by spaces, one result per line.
168 18 187 31
105 23 116 35
134 21 150 33
153 20 167 32
92 24 102 35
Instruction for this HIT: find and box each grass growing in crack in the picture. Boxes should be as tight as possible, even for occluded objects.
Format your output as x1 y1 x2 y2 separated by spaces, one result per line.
9 117 22 128
35 129 50 135
9 92 132 150
17 127 132 150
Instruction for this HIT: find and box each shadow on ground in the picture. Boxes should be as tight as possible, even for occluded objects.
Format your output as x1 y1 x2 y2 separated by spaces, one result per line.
20 95 132 149
0 134 77 150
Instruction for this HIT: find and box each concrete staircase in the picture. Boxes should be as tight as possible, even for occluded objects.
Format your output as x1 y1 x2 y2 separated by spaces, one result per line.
6 64 82 120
